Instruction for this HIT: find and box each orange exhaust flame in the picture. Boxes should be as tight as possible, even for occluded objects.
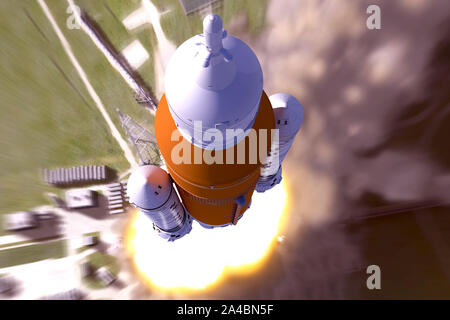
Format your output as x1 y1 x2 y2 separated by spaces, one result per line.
124 178 291 293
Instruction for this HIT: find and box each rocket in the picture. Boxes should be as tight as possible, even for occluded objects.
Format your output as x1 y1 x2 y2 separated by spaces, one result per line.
127 14 304 241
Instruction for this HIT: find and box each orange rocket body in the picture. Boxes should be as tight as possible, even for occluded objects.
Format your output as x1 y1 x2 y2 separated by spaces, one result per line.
155 92 275 226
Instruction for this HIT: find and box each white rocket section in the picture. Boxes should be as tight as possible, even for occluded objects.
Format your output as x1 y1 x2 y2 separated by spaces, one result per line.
256 93 304 193
271 93 304 162
164 14 264 150
127 165 192 241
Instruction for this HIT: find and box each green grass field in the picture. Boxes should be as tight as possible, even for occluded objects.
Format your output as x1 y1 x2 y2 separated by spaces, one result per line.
0 0 158 221
47 0 158 136
73 0 158 91
0 239 67 268
0 0 131 217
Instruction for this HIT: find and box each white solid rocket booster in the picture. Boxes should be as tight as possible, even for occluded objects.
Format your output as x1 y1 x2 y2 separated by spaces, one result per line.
256 93 304 193
127 165 192 241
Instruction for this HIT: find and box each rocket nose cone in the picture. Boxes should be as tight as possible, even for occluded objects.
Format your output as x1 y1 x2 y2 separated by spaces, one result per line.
127 165 172 210
203 14 222 33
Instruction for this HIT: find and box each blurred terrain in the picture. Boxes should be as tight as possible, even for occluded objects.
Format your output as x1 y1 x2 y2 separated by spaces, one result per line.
0 0 449 299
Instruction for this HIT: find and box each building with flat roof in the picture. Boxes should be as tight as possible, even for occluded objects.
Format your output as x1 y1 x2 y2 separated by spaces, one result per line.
178 0 222 15
65 189 97 209
3 211 38 231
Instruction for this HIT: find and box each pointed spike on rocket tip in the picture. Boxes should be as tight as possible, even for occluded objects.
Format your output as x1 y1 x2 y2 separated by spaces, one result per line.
203 14 224 53
203 14 223 33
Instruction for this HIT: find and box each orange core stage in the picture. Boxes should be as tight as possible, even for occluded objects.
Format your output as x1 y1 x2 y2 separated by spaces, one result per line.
155 91 275 226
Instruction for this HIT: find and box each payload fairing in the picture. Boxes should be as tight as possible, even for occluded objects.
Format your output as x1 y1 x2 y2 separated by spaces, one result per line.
127 14 303 241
